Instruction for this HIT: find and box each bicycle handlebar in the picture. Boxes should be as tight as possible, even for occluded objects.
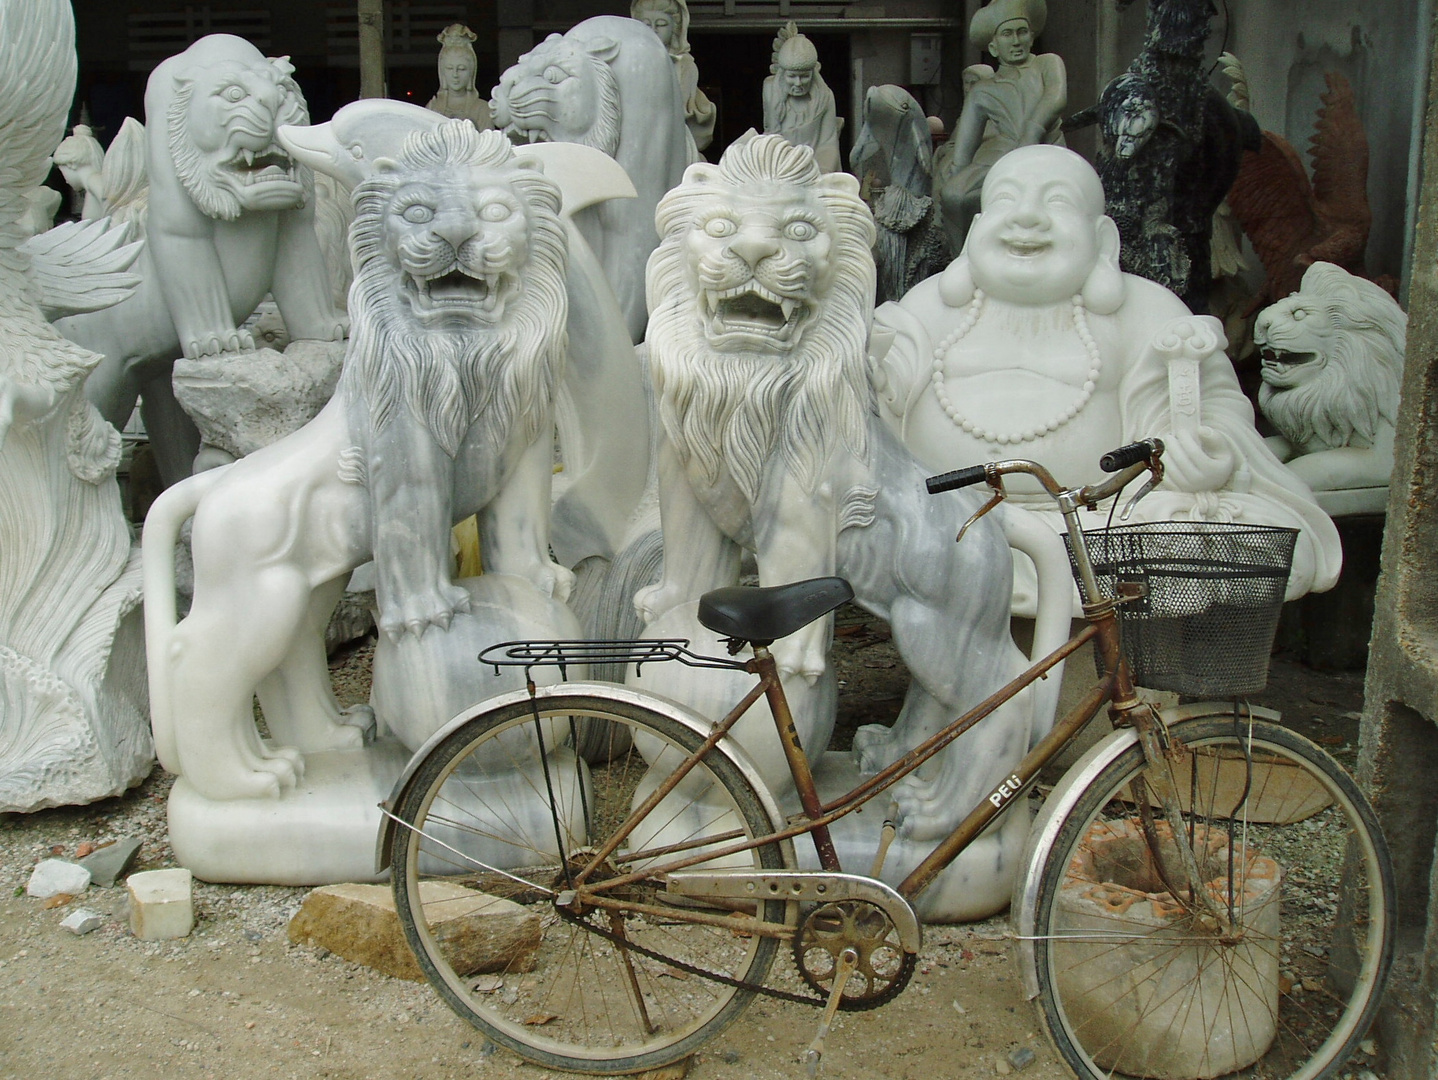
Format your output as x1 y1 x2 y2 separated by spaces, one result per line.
1100 439 1162 473
925 465 988 494
924 438 1165 508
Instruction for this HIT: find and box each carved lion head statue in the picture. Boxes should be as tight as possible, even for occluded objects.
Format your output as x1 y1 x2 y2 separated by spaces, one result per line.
343 122 569 459
160 34 311 221
645 132 877 499
1255 261 1405 455
491 33 622 156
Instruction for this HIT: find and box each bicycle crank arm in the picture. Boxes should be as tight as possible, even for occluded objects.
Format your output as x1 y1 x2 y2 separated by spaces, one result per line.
662 870 922 953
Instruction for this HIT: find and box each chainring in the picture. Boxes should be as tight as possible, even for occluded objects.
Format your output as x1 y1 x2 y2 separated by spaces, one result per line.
793 899 917 1011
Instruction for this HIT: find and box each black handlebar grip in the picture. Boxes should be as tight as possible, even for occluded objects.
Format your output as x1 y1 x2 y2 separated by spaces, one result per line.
926 465 988 494
1099 441 1156 473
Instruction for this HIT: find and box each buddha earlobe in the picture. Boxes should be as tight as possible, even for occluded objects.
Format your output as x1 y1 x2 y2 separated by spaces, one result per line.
938 254 976 307
1081 215 1124 315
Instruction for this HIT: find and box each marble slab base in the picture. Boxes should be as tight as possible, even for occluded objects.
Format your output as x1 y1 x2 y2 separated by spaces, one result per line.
168 737 591 887
168 740 411 885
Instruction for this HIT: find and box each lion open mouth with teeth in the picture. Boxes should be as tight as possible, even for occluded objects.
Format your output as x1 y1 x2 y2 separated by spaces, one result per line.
227 144 297 187
386 179 530 326
681 204 830 354
704 281 807 345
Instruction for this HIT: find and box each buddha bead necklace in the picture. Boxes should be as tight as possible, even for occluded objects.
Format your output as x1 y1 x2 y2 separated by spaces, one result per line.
929 290 1102 446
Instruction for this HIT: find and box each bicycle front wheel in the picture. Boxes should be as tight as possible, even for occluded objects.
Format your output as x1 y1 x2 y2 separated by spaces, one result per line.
1030 713 1393 1080
389 689 789 1075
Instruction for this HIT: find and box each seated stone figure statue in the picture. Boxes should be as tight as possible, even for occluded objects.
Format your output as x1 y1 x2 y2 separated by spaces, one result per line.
873 144 1342 614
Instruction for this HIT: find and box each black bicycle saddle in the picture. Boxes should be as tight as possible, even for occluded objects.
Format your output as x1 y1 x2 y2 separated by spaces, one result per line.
697 577 854 645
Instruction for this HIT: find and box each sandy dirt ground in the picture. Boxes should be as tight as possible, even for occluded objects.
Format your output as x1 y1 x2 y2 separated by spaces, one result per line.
0 614 1382 1080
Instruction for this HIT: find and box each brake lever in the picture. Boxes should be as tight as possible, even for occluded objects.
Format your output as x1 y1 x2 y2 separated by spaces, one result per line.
1119 460 1165 521
956 477 1006 543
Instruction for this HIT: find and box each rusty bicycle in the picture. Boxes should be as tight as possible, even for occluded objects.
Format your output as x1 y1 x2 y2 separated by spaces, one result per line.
378 439 1393 1079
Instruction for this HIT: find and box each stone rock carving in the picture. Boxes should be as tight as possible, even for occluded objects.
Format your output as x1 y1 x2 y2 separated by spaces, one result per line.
1255 261 1403 515
631 0 715 154
143 123 579 803
873 144 1343 616
936 0 1067 254
426 23 493 131
634 134 1072 919
1065 0 1259 312
1227 71 1387 307
851 84 948 303
492 15 692 343
762 23 841 173
53 34 348 486
0 0 151 813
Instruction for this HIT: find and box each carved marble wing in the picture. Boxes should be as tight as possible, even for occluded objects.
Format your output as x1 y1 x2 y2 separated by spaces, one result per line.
0 0 77 291
20 217 142 320
99 117 150 222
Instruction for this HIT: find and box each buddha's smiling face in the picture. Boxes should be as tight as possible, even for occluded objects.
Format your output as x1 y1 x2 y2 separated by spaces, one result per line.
967 146 1108 306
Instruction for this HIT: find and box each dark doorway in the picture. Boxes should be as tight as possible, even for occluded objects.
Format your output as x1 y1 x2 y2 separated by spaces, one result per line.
689 31 851 164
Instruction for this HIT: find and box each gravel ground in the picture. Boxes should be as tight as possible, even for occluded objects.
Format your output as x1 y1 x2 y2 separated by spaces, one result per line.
0 626 1388 1080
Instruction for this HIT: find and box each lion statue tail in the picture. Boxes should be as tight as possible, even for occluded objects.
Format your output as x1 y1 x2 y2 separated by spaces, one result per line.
1001 508 1074 749
141 465 231 772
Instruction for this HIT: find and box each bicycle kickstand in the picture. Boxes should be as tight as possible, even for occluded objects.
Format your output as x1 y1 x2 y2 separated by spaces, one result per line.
801 947 859 1077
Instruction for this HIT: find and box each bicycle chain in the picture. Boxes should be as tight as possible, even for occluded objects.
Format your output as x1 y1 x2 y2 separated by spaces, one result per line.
554 904 826 1007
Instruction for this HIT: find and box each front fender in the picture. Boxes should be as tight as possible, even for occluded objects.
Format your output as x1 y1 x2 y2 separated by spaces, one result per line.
1010 702 1280 1000
375 681 795 875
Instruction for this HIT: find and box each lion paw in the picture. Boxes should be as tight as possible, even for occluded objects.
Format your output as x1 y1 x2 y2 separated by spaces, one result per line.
852 724 899 775
893 774 958 842
634 580 688 626
184 329 256 359
379 582 473 641
189 751 301 801
532 561 575 603
772 626 827 685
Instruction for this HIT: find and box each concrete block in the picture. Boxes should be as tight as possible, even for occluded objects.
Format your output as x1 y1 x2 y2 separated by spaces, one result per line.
27 859 91 898
288 882 541 981
127 868 194 940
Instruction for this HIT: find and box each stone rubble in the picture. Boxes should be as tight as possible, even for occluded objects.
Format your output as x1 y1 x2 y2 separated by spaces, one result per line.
59 908 105 935
78 836 143 887
26 858 91 898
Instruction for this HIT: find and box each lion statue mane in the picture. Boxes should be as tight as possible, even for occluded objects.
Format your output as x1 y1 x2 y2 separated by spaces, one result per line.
1256 260 1404 456
56 33 347 486
492 15 693 342
635 135 1068 868
143 122 575 801
646 132 875 509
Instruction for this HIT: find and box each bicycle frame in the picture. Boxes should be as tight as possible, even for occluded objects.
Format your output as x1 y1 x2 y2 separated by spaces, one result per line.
573 455 1164 910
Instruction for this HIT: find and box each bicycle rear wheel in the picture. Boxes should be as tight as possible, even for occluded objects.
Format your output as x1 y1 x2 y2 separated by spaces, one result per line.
1030 713 1393 1080
389 690 789 1074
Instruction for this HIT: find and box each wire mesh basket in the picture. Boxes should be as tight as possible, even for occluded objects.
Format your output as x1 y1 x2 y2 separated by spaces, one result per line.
1069 521 1298 697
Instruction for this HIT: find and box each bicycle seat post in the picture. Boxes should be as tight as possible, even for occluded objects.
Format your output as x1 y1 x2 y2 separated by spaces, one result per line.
752 645 842 872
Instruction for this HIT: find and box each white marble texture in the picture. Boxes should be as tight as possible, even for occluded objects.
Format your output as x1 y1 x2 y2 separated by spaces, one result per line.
143 122 641 885
874 145 1343 615
492 15 693 343
53 34 348 487
0 0 151 814
632 134 1070 919
1256 261 1403 517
